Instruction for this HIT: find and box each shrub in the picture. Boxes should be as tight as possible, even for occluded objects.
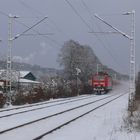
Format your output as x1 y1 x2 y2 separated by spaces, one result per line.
0 93 6 108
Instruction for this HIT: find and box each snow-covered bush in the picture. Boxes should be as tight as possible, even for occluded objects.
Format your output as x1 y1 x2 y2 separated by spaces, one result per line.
0 93 6 108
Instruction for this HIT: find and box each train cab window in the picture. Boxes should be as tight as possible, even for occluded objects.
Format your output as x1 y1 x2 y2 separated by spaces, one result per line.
94 75 105 80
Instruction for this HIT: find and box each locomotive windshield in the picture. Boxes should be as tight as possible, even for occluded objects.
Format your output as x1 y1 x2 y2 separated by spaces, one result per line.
94 75 105 80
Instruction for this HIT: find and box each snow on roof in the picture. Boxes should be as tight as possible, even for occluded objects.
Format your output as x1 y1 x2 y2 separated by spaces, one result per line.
0 70 31 78
19 78 40 84
0 69 6 74
20 71 31 78
0 70 38 82
0 70 7 80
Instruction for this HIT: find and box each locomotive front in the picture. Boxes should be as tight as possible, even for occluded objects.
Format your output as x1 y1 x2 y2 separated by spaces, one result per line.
91 72 113 94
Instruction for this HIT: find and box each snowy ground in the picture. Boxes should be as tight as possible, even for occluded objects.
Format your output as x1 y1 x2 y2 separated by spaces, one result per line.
44 82 140 140
0 81 139 140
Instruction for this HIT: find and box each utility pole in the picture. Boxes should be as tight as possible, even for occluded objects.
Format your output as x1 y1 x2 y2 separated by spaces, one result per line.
6 14 13 104
6 14 47 105
6 14 19 105
94 11 135 114
128 11 135 114
75 68 81 95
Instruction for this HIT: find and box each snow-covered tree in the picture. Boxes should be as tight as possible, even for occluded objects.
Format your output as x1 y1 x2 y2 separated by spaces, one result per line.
58 40 101 82
136 71 140 97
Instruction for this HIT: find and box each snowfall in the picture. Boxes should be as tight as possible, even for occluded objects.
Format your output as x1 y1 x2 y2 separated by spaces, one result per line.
0 81 140 140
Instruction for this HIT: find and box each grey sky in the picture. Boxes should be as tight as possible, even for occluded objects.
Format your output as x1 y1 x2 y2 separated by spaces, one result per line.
0 0 139 74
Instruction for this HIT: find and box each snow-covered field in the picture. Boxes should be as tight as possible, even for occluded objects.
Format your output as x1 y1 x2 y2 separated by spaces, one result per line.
0 81 139 140
45 91 140 140
44 82 140 140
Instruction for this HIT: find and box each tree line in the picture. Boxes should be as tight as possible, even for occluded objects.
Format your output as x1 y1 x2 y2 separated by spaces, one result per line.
0 39 125 107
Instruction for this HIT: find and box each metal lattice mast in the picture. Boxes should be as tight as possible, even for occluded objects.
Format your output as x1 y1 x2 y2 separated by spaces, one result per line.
94 11 136 111
6 14 12 104
6 14 19 104
6 15 47 105
129 10 135 110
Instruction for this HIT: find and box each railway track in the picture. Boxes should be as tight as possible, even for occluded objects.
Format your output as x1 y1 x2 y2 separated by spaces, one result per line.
0 94 96 119
33 92 127 140
0 94 89 113
0 92 128 140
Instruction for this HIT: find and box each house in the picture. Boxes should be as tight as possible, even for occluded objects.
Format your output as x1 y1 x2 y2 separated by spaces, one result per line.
20 71 36 81
19 71 40 86
0 70 40 90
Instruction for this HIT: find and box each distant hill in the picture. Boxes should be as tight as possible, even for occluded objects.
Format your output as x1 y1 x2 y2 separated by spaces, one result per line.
0 59 128 81
0 60 60 80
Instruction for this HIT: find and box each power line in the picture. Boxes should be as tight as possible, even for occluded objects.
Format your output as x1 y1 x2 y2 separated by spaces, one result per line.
21 33 54 36
14 19 62 47
81 0 93 16
0 9 62 48
65 0 121 69
64 0 116 66
12 16 48 41
64 0 92 31
18 0 69 38
18 0 43 16
93 20 128 70
0 10 8 17
0 10 40 19
80 0 128 73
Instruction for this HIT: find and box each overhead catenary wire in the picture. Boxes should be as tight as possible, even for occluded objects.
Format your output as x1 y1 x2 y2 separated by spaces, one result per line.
14 19 62 47
18 0 70 38
0 2 130 74
21 33 54 36
92 19 128 71
16 0 70 47
94 14 131 40
64 0 92 31
80 0 128 73
81 0 93 16
18 0 43 16
0 9 62 49
65 0 121 69
18 0 120 61
0 10 40 19
0 10 8 17
12 16 48 41
0 9 60 46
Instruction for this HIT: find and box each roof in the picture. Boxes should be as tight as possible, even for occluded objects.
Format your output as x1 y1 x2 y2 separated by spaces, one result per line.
0 69 7 80
19 78 40 84
0 70 38 81
20 71 31 78
0 69 6 74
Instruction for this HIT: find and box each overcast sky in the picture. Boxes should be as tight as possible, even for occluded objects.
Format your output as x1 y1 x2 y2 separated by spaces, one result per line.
0 0 139 74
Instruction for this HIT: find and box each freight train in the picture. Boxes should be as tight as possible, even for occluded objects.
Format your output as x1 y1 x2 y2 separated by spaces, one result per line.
91 72 113 94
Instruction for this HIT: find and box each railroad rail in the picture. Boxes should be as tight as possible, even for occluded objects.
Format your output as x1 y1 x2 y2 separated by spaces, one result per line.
0 94 90 113
0 94 96 119
0 92 128 140
33 92 127 140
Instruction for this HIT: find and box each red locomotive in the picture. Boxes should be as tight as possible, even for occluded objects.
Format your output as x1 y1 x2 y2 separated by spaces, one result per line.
91 72 113 94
